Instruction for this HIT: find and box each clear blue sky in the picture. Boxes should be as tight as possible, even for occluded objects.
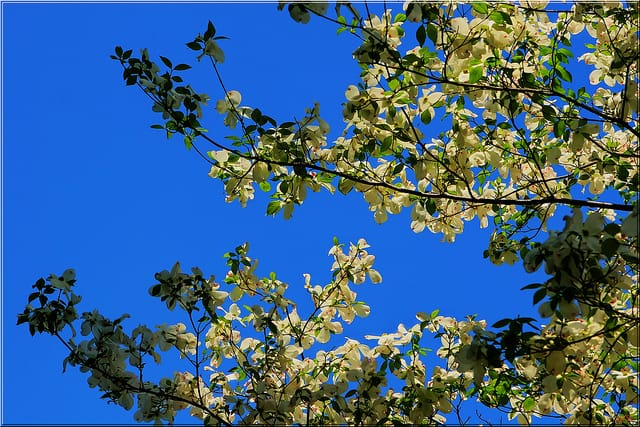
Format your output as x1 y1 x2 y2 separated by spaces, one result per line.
3 2 558 424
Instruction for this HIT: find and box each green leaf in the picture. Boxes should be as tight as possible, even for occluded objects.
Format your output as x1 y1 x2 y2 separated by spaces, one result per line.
425 198 437 215
266 320 278 335
288 4 310 24
27 292 39 303
604 316 618 330
184 135 193 150
205 40 225 63
159 56 172 69
426 23 438 45
489 10 511 25
258 181 271 192
533 288 547 305
468 66 483 83
266 200 281 216
416 25 426 47
523 396 536 411
149 284 162 296
251 108 263 123
557 47 574 60
555 65 572 82
186 41 202 51
601 238 620 257
204 20 216 40
420 109 432 124
610 56 625 70
541 105 556 119
603 223 621 236
338 178 355 195
174 63 191 71
394 13 406 23
472 2 488 14
492 318 511 328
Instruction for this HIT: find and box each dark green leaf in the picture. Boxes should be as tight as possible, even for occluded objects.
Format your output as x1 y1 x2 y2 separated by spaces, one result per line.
420 109 432 124
416 25 426 47
555 65 572 82
603 223 621 236
533 288 547 305
426 198 437 215
426 23 438 45
541 105 556 119
338 178 354 195
601 238 620 257
251 108 263 123
288 4 310 24
492 318 511 328
204 20 216 40
610 57 625 70
186 41 202 51
159 56 172 69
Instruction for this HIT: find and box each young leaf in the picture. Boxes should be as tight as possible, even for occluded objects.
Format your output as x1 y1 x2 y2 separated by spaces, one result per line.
204 20 216 40
468 66 483 83
471 2 488 14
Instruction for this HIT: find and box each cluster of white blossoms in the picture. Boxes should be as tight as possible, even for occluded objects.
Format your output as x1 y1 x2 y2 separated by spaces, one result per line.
35 1 637 425
203 1 636 253
181 3 637 421
118 207 636 425
24 217 635 423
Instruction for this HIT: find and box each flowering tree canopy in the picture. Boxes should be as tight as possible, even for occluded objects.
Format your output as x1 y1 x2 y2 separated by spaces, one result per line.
19 1 638 425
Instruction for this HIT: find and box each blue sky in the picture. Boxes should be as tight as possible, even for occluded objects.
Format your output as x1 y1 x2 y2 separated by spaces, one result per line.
2 2 562 424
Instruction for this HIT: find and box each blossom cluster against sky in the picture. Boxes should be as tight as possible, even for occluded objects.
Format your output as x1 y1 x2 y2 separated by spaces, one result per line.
3 2 549 424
